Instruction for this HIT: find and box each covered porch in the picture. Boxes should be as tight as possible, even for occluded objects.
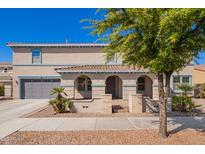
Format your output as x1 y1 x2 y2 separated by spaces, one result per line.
55 65 158 100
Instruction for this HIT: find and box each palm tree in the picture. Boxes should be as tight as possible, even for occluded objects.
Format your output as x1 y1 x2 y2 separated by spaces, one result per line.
50 87 65 100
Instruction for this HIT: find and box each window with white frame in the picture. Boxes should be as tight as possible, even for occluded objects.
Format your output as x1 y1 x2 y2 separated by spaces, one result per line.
173 75 192 91
32 49 42 64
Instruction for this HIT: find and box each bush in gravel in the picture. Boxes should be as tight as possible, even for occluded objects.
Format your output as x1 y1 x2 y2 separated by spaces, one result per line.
172 96 199 112
172 84 201 112
49 87 73 113
0 86 4 96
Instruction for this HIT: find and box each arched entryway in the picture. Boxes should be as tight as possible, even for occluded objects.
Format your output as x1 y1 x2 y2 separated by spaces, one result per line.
137 75 153 98
105 75 123 99
74 75 92 99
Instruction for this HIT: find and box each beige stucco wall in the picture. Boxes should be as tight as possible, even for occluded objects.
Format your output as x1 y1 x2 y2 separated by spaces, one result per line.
193 69 205 84
13 47 122 65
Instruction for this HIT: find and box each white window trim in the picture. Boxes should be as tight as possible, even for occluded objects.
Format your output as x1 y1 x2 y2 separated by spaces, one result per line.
173 75 192 93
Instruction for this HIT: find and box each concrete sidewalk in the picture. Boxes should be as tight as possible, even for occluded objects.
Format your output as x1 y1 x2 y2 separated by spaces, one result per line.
0 117 204 139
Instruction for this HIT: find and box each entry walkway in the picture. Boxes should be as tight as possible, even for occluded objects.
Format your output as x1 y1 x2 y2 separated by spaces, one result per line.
0 117 204 139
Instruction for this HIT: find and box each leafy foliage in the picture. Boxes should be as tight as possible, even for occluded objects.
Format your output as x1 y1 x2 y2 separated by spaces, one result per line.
0 86 4 96
173 84 200 112
49 87 73 113
83 9 205 74
172 96 199 112
177 84 193 96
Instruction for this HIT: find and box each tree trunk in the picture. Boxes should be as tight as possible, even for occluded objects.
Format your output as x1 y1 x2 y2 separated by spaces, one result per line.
158 73 167 138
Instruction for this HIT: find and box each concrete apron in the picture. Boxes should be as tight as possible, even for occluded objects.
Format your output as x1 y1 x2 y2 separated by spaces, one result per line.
0 117 204 139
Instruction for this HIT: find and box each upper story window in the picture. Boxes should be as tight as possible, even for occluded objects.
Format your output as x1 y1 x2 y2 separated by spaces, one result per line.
173 75 192 91
32 49 42 64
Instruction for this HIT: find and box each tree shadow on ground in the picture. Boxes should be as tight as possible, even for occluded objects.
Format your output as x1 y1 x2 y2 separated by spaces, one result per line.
167 117 205 135
151 116 205 135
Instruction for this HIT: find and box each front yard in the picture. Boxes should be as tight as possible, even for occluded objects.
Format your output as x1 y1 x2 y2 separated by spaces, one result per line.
0 129 204 145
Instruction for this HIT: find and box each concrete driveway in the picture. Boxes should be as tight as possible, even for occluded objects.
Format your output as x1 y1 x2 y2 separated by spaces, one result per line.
0 99 48 124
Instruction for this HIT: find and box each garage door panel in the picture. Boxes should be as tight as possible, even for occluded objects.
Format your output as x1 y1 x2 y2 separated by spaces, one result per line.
21 79 60 99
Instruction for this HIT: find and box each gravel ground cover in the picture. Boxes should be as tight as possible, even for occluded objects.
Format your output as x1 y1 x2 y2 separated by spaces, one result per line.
27 105 204 118
0 129 204 145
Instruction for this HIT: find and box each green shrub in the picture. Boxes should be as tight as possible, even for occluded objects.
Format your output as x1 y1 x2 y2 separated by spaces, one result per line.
172 83 201 112
49 97 73 113
0 86 4 96
172 96 201 112
49 87 73 113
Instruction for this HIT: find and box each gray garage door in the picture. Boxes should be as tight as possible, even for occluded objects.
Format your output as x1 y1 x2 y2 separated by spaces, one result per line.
21 79 60 99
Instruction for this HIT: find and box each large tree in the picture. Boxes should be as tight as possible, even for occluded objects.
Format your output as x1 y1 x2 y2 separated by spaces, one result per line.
83 8 205 138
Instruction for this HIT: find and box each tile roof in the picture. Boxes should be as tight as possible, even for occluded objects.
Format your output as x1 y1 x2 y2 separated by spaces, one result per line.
7 42 108 48
194 65 205 71
55 65 148 73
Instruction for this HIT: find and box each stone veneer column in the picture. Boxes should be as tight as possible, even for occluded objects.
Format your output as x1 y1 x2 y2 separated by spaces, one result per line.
128 93 143 113
101 94 112 114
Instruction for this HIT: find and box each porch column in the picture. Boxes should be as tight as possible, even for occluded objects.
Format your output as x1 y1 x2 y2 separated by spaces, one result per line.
128 93 144 113
123 79 136 100
92 79 105 98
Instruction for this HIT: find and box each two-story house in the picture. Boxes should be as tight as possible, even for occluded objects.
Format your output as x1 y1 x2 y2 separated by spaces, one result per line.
7 42 194 101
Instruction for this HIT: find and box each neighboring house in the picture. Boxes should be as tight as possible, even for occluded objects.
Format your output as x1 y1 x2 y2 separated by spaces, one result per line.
0 62 13 98
193 65 205 84
7 42 194 100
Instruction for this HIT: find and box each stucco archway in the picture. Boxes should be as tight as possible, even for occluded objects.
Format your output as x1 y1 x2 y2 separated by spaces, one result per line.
105 75 123 99
74 75 92 99
137 75 153 98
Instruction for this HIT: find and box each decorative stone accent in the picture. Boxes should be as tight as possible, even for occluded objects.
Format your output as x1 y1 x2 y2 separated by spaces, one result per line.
128 94 143 113
101 94 112 114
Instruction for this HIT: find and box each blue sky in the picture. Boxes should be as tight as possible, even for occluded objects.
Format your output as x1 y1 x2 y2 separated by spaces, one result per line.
0 8 205 64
